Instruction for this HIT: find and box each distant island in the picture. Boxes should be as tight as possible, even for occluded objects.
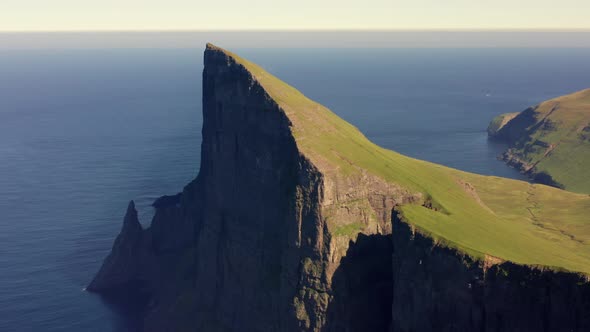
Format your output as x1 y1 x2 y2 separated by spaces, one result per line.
88 44 590 332
488 89 590 194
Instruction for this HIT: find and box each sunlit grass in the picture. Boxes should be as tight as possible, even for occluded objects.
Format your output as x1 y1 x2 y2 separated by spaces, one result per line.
211 44 590 275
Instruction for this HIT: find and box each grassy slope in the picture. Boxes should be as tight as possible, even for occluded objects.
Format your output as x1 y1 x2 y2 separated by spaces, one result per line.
210 44 590 275
497 89 590 193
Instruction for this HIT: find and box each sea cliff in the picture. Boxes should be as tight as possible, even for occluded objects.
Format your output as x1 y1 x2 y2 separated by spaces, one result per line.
488 89 590 193
89 44 590 331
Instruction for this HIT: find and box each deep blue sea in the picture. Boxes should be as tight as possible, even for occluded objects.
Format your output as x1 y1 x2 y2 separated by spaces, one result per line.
1 47 590 331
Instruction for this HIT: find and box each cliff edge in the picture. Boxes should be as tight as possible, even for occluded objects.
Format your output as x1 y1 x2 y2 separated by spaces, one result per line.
89 44 590 331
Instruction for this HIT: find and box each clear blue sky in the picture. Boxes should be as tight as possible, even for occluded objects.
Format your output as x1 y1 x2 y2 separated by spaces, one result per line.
2 0 590 31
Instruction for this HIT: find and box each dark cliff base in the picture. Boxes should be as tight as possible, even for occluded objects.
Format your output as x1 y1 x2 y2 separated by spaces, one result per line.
91 203 590 332
94 280 151 332
326 234 393 332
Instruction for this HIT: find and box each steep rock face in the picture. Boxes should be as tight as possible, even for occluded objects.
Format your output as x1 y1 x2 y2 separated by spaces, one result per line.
177 45 311 331
185 44 423 331
392 210 590 332
90 44 415 332
90 45 590 332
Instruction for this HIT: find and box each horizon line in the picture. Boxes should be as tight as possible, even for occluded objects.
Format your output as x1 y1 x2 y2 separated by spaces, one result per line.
2 28 590 33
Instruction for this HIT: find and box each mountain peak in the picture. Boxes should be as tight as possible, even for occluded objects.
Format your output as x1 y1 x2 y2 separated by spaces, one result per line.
205 42 226 53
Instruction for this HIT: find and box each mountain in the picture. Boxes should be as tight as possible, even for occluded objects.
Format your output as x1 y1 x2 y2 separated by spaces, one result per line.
488 89 590 193
88 44 590 332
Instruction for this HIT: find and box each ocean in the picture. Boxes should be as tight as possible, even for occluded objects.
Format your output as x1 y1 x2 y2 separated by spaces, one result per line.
1 47 590 331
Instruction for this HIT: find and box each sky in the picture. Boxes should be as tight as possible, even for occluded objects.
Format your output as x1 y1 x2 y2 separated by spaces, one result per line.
2 0 590 31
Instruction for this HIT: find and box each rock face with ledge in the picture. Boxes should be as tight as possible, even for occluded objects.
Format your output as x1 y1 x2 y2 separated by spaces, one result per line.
89 44 590 332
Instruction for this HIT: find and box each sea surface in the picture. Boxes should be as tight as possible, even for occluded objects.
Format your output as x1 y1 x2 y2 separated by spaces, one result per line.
1 47 590 331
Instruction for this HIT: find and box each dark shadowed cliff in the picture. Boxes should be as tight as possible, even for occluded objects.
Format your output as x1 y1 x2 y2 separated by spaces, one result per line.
89 44 590 332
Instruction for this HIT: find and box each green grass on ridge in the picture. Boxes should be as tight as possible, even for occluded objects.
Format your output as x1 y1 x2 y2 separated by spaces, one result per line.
209 44 590 275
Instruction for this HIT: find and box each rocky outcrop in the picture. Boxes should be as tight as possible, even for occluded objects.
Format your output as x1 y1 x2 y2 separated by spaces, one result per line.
488 107 537 142
499 150 563 188
90 45 590 332
487 112 519 137
87 201 148 292
392 209 590 332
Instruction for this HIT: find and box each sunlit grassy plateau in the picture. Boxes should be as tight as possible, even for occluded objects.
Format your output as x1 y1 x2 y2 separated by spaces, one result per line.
211 44 590 275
